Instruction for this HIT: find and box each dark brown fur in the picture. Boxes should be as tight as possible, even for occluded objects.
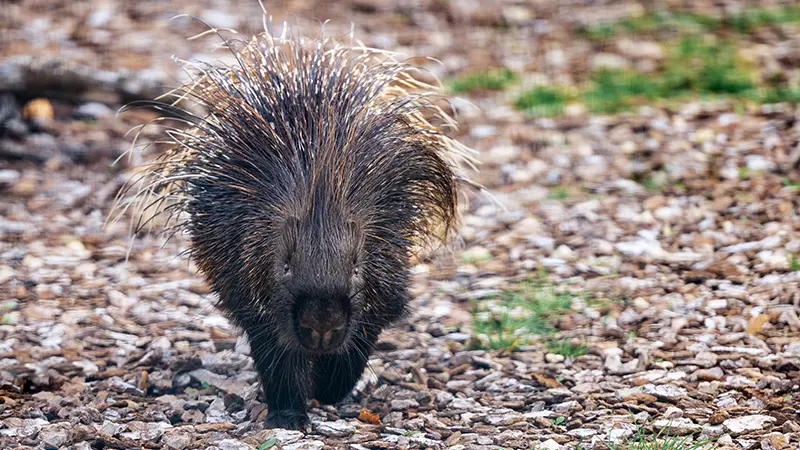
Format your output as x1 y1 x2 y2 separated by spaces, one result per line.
115 20 472 429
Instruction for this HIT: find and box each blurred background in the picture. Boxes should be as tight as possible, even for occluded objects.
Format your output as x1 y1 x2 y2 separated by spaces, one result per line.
1 1 799 449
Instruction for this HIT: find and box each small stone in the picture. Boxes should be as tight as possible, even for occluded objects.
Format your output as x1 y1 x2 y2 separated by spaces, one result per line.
762 432 788 449
39 424 69 449
163 431 193 449
217 439 253 450
391 398 420 411
653 417 700 435
566 428 597 439
32 391 56 402
87 8 114 27
553 400 580 414
188 369 256 398
283 440 325 450
141 422 170 441
313 420 354 437
435 391 454 408
723 415 777 435
15 418 48 439
181 409 205 424
425 322 446 337
694 367 724 381
536 439 563 450
616 39 664 60
107 290 137 310
606 423 637 443
604 349 638 375
746 154 773 172
76 102 113 119
487 145 520 165
155 394 180 404
664 407 683 419
444 332 471 343
22 98 54 123
545 353 565 363
474 371 502 389
0 170 21 187
107 376 144 396
641 384 686 401
783 420 800 433
98 420 122 436
551 245 575 260
724 375 756 388
709 409 730 425
591 53 630 70
244 429 304 447
485 410 525 426
572 383 602 394
446 379 472 391
151 336 172 350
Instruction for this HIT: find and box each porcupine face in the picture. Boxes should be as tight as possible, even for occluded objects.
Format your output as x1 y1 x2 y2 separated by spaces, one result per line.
271 214 365 354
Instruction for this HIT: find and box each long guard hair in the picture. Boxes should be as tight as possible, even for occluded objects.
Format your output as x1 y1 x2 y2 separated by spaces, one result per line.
110 8 479 263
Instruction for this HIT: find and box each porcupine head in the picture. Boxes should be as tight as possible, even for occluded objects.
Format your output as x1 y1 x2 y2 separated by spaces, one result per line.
114 12 476 428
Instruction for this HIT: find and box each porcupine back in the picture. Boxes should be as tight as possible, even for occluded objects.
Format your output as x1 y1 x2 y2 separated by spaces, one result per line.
115 21 475 327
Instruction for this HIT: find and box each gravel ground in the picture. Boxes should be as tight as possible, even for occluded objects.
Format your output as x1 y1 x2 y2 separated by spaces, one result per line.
1 1 799 449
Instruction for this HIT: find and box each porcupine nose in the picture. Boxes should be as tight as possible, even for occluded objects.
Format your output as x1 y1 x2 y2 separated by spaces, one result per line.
296 306 347 352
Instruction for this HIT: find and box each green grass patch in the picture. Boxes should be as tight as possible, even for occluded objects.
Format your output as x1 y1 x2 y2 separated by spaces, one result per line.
470 281 574 350
638 171 682 193
583 69 660 114
661 35 754 96
582 10 720 39
545 338 588 357
789 254 800 272
603 420 716 450
756 87 800 104
738 167 750 180
581 36 763 114
726 5 800 33
516 29 798 118
548 186 570 200
569 7 800 117
581 6 800 39
515 86 568 117
448 68 516 94
782 177 800 192
641 176 664 192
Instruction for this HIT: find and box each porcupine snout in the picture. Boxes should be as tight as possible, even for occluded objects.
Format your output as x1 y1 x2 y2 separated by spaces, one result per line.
293 291 350 353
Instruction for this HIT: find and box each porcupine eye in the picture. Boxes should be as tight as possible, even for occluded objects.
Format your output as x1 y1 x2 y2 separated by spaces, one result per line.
346 220 362 278
280 216 298 278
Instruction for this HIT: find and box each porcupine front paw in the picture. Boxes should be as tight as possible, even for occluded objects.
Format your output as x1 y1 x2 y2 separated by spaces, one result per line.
247 329 313 431
313 326 378 404
264 409 311 431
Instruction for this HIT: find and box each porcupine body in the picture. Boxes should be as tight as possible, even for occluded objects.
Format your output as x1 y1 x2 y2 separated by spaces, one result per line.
120 20 472 430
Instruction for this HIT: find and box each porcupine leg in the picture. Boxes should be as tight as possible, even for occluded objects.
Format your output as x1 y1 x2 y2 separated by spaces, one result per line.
312 326 379 404
247 328 313 430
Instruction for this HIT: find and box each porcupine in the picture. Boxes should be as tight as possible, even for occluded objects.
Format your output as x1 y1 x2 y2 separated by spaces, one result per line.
116 15 475 430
